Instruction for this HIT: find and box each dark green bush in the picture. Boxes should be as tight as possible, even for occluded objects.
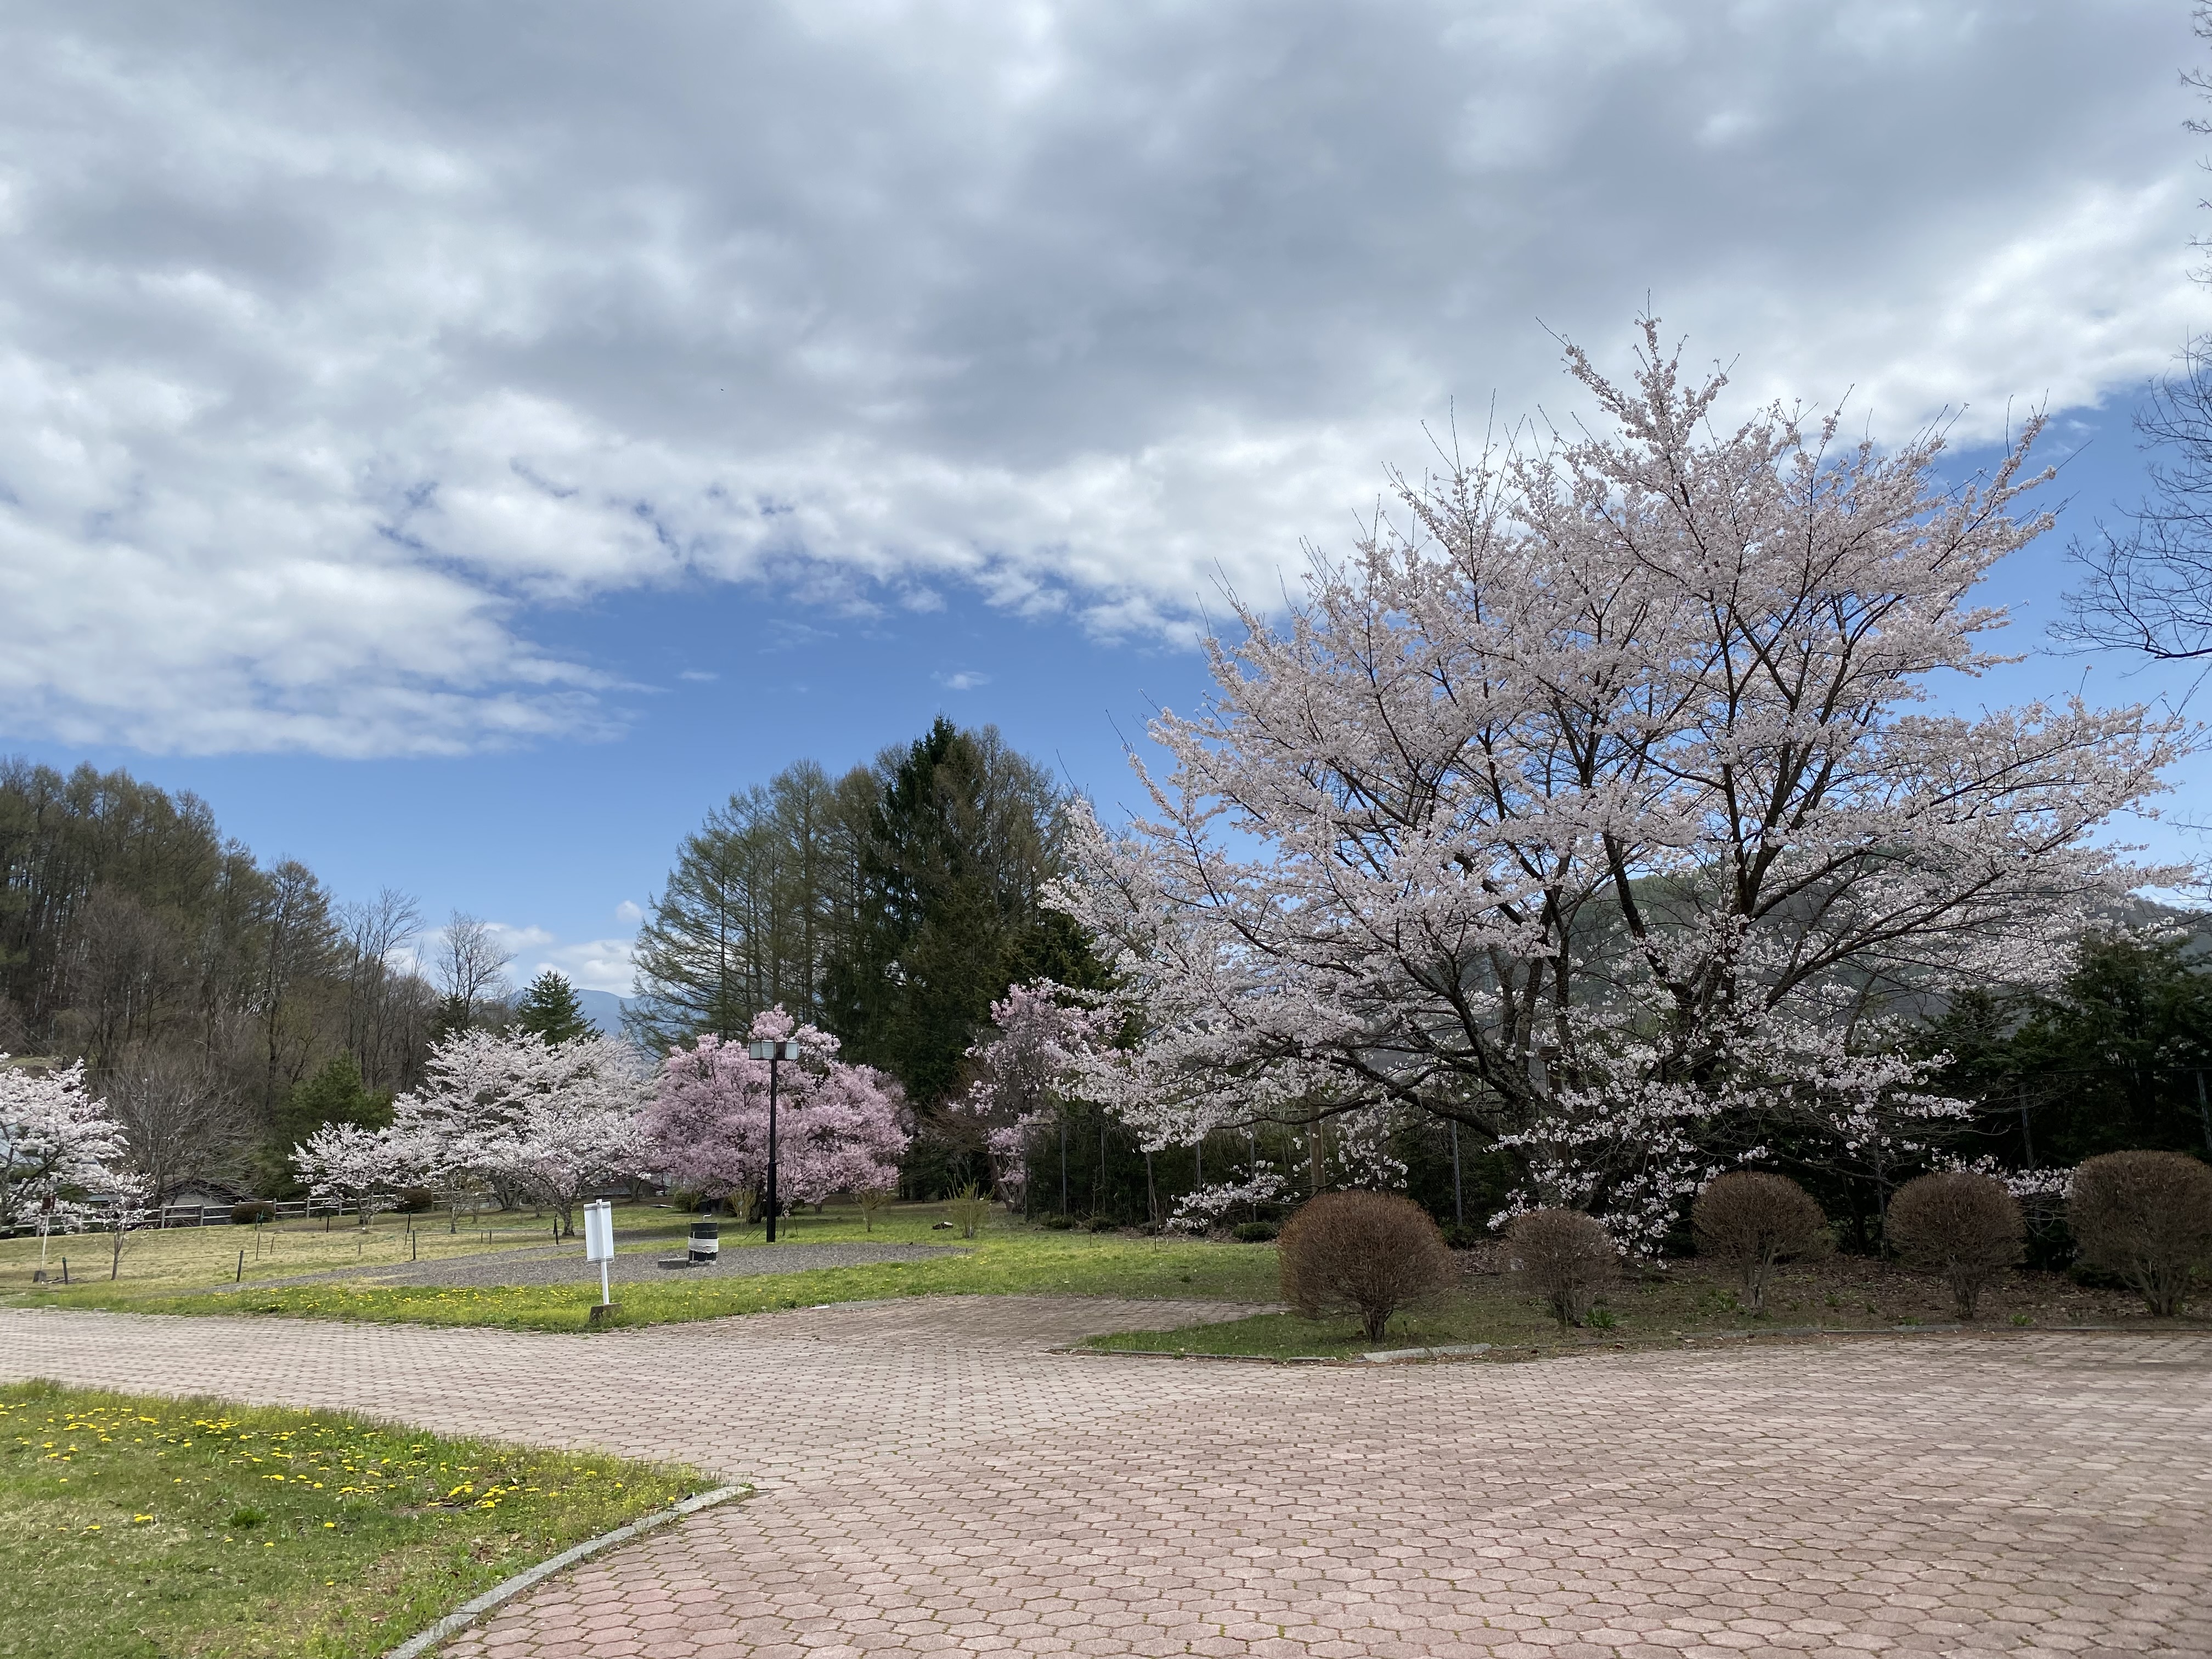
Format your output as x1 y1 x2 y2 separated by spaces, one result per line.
1086 1215 1118 1232
392 1187 435 1215
229 1201 275 1224
1233 1220 1279 1243
1039 1212 1077 1231
1441 1222 1482 1251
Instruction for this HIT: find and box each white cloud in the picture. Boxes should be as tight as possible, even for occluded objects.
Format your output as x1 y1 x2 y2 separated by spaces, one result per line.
485 921 638 996
0 1 2200 754
613 899 645 925
936 670 991 691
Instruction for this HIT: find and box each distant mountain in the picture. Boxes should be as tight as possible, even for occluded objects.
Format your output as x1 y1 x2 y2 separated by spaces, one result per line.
573 988 632 1038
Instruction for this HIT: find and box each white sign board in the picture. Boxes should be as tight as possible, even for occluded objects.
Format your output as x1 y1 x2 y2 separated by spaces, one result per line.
583 1199 614 1262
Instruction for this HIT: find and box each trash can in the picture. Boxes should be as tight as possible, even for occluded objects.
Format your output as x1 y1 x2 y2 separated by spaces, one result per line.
687 1220 719 1265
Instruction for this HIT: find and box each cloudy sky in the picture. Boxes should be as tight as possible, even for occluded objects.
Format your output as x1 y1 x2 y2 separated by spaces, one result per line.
1 0 2205 990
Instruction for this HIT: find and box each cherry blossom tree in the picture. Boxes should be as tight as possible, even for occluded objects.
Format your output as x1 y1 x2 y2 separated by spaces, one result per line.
1166 1171 1288 1234
947 983 1114 1204
386 1029 648 1237
1054 325 2187 1251
0 1059 128 1236
644 1008 907 1215
101 1170 153 1280
292 1120 397 1226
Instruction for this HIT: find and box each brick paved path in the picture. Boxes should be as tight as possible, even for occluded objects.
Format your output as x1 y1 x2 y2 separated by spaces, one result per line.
4 1304 2208 1657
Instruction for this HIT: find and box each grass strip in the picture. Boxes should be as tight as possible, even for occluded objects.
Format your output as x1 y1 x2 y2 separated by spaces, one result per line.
18 1232 1284 1332
0 1380 704 1659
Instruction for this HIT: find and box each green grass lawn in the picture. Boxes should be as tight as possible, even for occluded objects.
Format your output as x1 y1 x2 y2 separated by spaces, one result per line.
0 1209 601 1294
13 1201 2188 1345
0 1380 710 1659
4 1204 1285 1332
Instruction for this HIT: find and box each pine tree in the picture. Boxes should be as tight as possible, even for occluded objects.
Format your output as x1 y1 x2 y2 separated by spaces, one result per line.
822 719 1074 1105
514 970 595 1043
256 1052 390 1194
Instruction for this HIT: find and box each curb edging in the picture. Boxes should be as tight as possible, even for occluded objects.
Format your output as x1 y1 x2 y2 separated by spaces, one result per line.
383 1483 751 1659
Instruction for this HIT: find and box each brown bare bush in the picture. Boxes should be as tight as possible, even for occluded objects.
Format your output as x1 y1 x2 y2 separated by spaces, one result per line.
1277 1190 1455 1342
2068 1150 2212 1318
1505 1209 1621 1328
1692 1171 1832 1314
1886 1172 2022 1320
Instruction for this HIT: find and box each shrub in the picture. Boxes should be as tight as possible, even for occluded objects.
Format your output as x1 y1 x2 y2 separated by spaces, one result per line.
1691 1171 1831 1314
1086 1215 1118 1233
393 1187 435 1215
1441 1222 1482 1251
2068 1150 2212 1318
1505 1209 1621 1328
855 1187 895 1233
1039 1212 1077 1231
1887 1172 2022 1320
945 1184 990 1240
1278 1190 1455 1342
1233 1220 1280 1243
228 1200 276 1225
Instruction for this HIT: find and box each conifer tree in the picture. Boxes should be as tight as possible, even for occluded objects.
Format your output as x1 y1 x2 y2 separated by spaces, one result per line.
514 970 595 1043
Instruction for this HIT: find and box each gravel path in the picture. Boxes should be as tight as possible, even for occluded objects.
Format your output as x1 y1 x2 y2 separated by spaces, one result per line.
245 1239 970 1291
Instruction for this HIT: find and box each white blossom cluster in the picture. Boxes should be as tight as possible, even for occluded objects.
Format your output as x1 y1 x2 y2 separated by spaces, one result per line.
0 1058 132 1236
294 1029 648 1235
1050 329 2185 1250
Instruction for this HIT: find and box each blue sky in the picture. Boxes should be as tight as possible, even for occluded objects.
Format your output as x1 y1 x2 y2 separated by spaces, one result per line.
4 579 1225 988
2 2 2207 989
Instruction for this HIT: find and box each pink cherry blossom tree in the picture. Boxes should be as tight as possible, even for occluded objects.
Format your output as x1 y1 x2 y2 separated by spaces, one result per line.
947 983 1114 1205
644 1008 907 1216
1053 324 2188 1251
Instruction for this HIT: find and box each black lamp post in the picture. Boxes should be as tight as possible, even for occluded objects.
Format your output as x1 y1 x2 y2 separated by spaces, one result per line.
747 1037 800 1241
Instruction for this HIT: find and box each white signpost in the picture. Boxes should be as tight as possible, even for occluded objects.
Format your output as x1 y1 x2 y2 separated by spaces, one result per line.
583 1199 616 1321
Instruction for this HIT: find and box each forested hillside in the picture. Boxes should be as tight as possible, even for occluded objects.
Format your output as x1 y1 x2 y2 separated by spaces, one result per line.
0 758 442 1197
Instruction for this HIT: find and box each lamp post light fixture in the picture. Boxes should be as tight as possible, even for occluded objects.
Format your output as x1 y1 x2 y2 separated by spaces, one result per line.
747 1037 802 1241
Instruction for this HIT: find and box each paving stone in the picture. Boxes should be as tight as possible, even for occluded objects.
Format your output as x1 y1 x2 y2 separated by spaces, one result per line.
3 1304 2207 1655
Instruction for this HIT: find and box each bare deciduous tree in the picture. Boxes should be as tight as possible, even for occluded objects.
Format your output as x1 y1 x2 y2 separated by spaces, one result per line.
106 1044 252 1204
435 911 513 1027
2059 339 2212 664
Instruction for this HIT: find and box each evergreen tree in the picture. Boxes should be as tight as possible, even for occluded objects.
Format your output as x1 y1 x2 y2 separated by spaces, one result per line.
1926 932 2212 1166
514 970 595 1042
630 723 1101 1103
822 719 1081 1105
427 993 475 1046
255 1052 391 1193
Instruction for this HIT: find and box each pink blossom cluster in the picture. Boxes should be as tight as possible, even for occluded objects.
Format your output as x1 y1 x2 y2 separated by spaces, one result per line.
946 983 1114 1199
642 1008 907 1210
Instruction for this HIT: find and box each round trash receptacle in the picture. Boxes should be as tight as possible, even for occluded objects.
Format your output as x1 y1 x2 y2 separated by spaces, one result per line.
687 1221 720 1265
